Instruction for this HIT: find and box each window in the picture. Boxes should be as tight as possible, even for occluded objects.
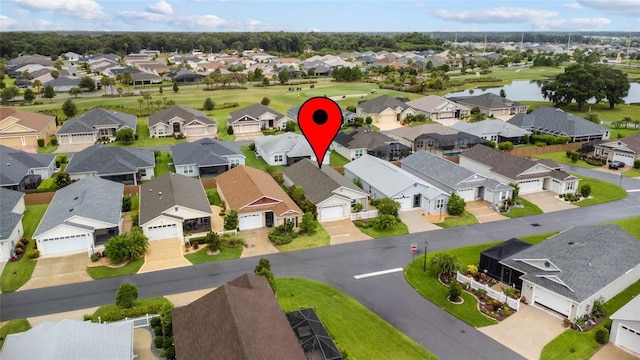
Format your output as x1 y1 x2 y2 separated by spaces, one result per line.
500 191 508 200
99 129 110 137
274 154 284 163
157 128 165 135
230 158 240 166
566 181 575 191
184 165 194 174
140 169 147 176
354 149 363 158
286 217 296 225
436 198 445 209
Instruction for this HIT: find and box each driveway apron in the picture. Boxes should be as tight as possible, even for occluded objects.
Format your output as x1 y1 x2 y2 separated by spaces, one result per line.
466 200 509 223
138 238 190 273
520 191 578 213
398 209 442 233
20 253 92 290
321 219 372 245
239 228 279 258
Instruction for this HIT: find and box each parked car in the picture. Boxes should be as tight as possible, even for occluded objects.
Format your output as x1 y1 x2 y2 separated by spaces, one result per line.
609 160 625 170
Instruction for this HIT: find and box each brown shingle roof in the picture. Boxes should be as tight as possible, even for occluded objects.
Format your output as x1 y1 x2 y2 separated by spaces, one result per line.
216 166 302 216
0 108 56 134
172 273 306 360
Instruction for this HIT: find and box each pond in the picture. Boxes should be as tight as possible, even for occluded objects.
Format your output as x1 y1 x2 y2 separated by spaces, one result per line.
446 80 640 103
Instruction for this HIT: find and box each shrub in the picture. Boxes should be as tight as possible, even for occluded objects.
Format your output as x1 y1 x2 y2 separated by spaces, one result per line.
448 281 462 302
376 197 400 216
498 141 514 151
592 299 606 318
563 318 571 328
466 264 478 276
580 184 592 198
534 141 546 147
299 212 317 235
268 222 297 245
369 214 399 230
223 210 239 230
154 335 165 348
122 195 132 212
83 314 93 321
352 203 363 212
369 198 380 207
447 192 466 216
90 252 101 262
499 305 511 317
431 253 461 282
260 97 271 106
50 136 58 146
150 316 162 328
254 258 271 274
595 328 609 344
220 234 245 248
207 234 220 252
115 283 138 309
27 249 40 259
634 159 640 169
37 138 45 147
476 289 487 299
227 125 234 135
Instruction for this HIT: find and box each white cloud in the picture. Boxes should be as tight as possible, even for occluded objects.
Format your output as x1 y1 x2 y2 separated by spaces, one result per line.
13 0 105 20
432 7 557 23
117 11 170 23
179 15 228 28
414 3 424 8
0 15 20 30
578 0 640 16
535 17 611 30
147 0 174 15
563 2 583 9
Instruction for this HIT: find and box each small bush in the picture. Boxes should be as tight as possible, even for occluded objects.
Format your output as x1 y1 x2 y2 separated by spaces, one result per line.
90 252 101 262
27 249 40 259
499 305 511 317
476 288 487 299
498 141 514 151
150 316 161 328
595 328 609 344
634 159 640 169
220 234 245 248
37 138 45 147
466 264 478 275
83 314 93 321
592 299 606 318
563 318 571 328
115 283 138 309
50 137 58 146
580 184 591 198
448 281 462 302
154 335 165 348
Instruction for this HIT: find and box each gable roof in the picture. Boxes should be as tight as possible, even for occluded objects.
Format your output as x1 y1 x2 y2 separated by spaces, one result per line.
34 177 124 238
172 273 305 360
287 105 356 123
507 107 608 137
57 108 136 135
595 134 640 155
610 293 640 322
0 319 133 360
216 166 302 216
0 144 55 187
228 104 285 123
357 95 411 113
405 95 472 113
255 133 314 158
139 173 212 225
0 188 24 241
451 119 531 138
148 106 216 128
449 93 525 110
283 159 366 204
171 138 244 167
481 238 532 261
65 145 154 176
389 123 460 142
0 108 56 134
333 127 403 150
501 225 640 303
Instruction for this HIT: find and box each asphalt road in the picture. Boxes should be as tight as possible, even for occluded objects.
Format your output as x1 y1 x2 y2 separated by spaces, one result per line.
2 172 639 359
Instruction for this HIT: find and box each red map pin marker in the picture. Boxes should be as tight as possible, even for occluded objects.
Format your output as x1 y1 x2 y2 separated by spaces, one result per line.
298 97 343 169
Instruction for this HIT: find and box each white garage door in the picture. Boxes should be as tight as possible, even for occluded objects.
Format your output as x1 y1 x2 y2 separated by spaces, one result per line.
394 196 412 210
534 287 572 316
239 213 262 230
615 324 640 354
613 153 635 166
146 224 178 241
186 126 205 135
42 234 87 255
319 205 344 221
518 179 542 194
457 188 476 202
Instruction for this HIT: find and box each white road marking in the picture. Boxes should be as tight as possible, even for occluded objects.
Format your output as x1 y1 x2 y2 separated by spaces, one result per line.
627 189 640 193
354 268 404 279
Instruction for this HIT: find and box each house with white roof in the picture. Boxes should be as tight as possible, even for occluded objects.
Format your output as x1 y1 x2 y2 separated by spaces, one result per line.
255 133 329 166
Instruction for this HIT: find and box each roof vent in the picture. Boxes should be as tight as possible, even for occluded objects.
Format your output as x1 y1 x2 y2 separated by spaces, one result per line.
589 263 592 267
149 188 152 192
158 191 162 195
568 241 574 245
69 208 74 212
6 163 9 166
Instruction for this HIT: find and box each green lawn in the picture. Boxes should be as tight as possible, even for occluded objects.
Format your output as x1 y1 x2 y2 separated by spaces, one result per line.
0 204 49 293
0 319 31 350
437 211 479 228
621 167 640 178
36 143 58 154
130 195 140 211
276 226 331 252
239 146 285 172
329 151 350 167
532 152 599 169
608 216 640 238
205 188 223 206
154 151 174 177
522 101 640 123
277 277 437 360
357 221 409 238
91 296 173 322
86 258 145 279
108 117 187 148
573 174 627 207
184 246 243 265
505 197 544 218
520 232 560 245
606 124 640 140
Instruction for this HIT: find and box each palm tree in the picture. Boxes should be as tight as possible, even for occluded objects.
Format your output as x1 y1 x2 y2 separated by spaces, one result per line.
431 253 461 282
50 70 59 90
117 87 124 109
137 98 144 111
32 79 42 93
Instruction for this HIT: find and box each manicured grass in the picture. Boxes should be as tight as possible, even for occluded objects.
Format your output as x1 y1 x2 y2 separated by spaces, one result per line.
0 319 31 349
606 124 640 140
108 118 187 148
532 151 599 169
357 221 409 238
36 177 57 192
541 280 640 360
329 151 349 167
205 188 223 206
85 258 145 280
154 151 173 177
504 197 544 218
184 246 243 264
436 211 479 228
520 232 559 245
130 195 140 211
0 204 48 293
36 143 58 154
573 174 627 207
608 216 640 238
239 146 284 172
276 226 331 252
621 167 640 178
91 296 173 322
277 277 438 360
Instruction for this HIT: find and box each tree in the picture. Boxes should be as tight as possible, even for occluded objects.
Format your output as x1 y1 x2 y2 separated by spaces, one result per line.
447 192 466 216
127 227 149 259
585 113 600 124
78 76 96 92
224 210 239 230
599 66 630 109
172 81 179 93
23 88 35 103
104 227 149 264
376 197 400 216
116 283 138 309
299 212 317 234
580 184 592 198
227 125 234 135
261 96 271 106
206 232 220 252
499 89 506 98
61 99 77 118
622 116 632 129
278 68 290 84
43 85 56 103
203 97 215 114
116 128 135 144
68 87 82 98
122 71 133 88
54 172 71 188
284 120 296 132
365 116 373 125
32 79 42 92
541 63 602 111
448 280 462 302
431 253 461 282
50 70 60 86
254 257 272 274
370 214 399 230
0 86 19 105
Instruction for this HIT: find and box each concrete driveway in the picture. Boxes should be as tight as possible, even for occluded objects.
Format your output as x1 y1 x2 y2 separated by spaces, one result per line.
239 228 279 258
20 253 92 290
398 209 442 233
466 200 509 223
138 238 190 273
479 304 566 360
520 191 578 213
54 143 92 154
321 219 372 245
592 343 640 360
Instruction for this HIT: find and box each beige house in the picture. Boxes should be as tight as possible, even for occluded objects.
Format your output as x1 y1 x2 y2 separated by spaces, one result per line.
356 95 416 125
0 108 57 150
148 106 217 139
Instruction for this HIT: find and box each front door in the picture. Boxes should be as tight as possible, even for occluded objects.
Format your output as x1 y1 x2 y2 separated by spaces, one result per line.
173 122 181 133
413 194 421 208
477 186 485 200
502 267 512 284
265 211 274 227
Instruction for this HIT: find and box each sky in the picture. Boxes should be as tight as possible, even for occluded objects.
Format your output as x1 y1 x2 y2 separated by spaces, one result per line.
0 0 638 33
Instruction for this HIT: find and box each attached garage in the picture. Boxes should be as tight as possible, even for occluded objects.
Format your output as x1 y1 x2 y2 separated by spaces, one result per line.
517 179 543 194
185 126 205 136
610 296 640 356
393 196 412 210
239 213 262 230
613 324 640 354
319 205 345 221
612 153 636 167
233 123 260 134
533 286 572 316
146 223 178 241
41 234 88 256
456 188 476 202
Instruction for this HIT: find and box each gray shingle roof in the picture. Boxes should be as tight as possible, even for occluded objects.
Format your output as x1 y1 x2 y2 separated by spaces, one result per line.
507 107 608 137
65 145 154 176
405 95 472 113
501 225 640 302
451 119 531 139
139 173 212 225
57 108 136 135
255 133 314 158
357 95 411 113
389 123 459 142
333 127 401 150
287 105 356 123
450 93 525 110
0 144 55 187
0 188 24 241
171 138 243 167
283 158 365 204
148 106 216 128
228 104 284 124
34 176 124 238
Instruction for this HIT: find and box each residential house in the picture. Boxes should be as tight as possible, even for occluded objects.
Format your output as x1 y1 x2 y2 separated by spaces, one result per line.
609 295 640 355
139 173 212 241
172 273 306 360
131 72 163 86
592 134 640 166
216 166 303 231
401 150 512 205
65 145 155 185
356 95 417 126
0 108 57 150
0 144 56 191
63 52 82 62
0 319 134 360
287 105 358 124
451 119 531 145
171 138 245 177
33 176 123 256
332 127 410 161
43 76 81 92
387 123 485 155
507 107 610 142
343 154 449 213
283 159 368 221
148 106 218 139
500 225 640 320
449 93 528 117
228 104 290 135
164 68 205 83
478 238 533 289
459 144 579 195
405 95 472 123
255 133 329 166
5 54 53 76
0 188 25 261
57 108 136 145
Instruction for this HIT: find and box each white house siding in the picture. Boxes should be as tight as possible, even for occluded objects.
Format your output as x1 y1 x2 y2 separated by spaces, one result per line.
611 319 640 355
58 133 95 145
331 142 352 160
35 225 94 256
590 265 640 309
377 108 398 124
239 212 263 230
317 196 351 222
142 216 183 241
456 188 476 202
139 168 154 181
232 122 260 134
333 187 368 207
1 221 23 260
175 164 200 177
517 179 544 194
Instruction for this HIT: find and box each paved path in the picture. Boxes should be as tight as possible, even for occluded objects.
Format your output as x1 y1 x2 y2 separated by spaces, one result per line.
20 253 91 290
321 219 373 244
466 200 509 223
520 191 578 213
591 343 640 360
239 228 279 258
138 238 190 273
398 209 442 232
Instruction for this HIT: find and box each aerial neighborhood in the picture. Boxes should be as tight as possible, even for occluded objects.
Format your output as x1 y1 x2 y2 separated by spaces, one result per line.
1 29 640 360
